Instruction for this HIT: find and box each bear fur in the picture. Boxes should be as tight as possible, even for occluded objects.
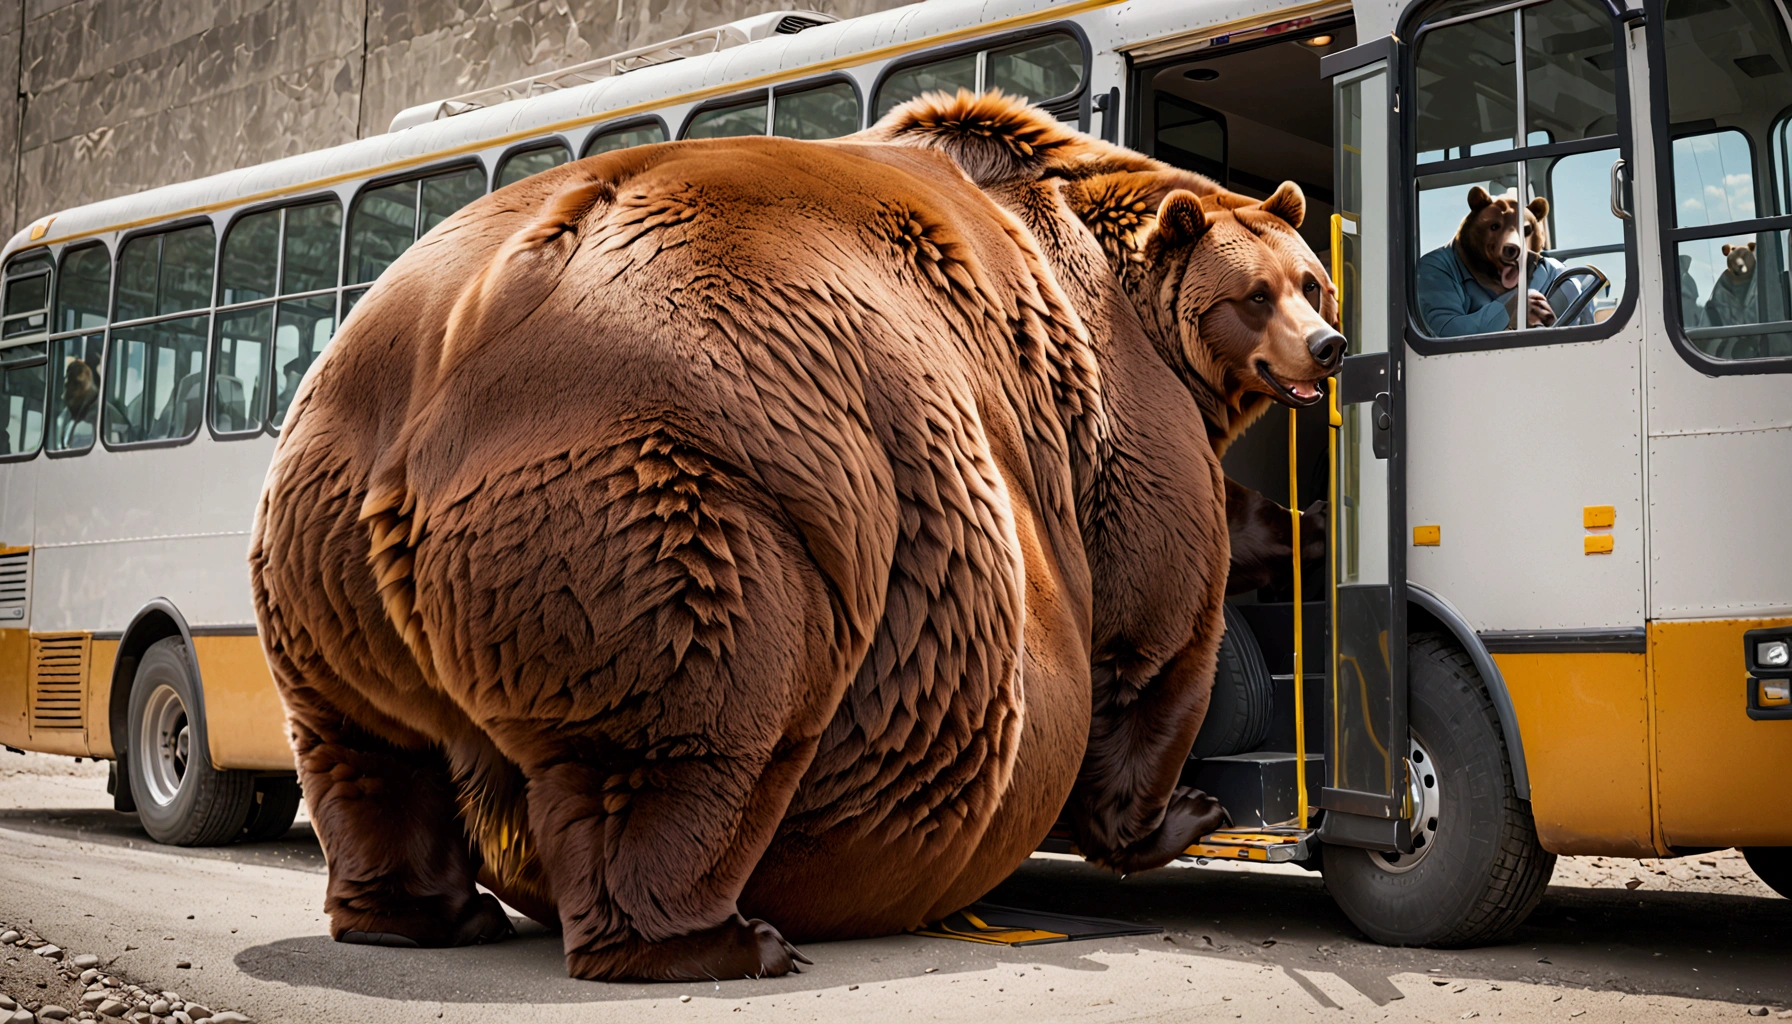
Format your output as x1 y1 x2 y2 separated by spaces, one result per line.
1705 241 1757 328
249 93 1334 984
1455 186 1551 327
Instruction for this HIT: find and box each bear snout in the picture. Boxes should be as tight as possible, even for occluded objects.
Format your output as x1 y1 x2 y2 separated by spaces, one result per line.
1307 326 1346 370
1499 241 1521 263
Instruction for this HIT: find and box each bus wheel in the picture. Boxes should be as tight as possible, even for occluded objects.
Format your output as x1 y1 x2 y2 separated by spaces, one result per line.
240 775 303 842
126 637 256 846
1741 848 1792 899
1321 632 1556 947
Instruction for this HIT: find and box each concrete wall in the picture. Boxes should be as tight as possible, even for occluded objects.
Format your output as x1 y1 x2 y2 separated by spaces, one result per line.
0 0 912 237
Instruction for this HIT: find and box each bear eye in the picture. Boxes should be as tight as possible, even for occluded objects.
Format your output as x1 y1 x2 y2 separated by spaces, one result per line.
1303 280 1319 294
1250 292 1270 304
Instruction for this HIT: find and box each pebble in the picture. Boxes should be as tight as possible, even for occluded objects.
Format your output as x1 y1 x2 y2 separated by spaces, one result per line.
0 997 13 1011
678 995 691 1003
35 946 64 961
171 1013 193 1024
0 931 18 944
148 1004 167 1017
70 956 99 970
95 1000 125 1018
78 994 105 1009
5 1009 34 1024
207 1014 250 1024
77 974 96 987
40 1008 70 1021
184 1007 211 1021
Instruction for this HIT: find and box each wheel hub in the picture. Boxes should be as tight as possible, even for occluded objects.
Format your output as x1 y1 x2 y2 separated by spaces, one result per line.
1371 734 1440 874
138 683 191 807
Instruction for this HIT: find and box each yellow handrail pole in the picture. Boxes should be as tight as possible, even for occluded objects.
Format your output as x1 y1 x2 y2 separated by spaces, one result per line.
1325 211 1345 817
1290 405 1306 830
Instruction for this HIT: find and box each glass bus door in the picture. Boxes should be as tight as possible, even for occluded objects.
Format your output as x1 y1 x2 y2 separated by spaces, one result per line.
1324 53 1411 846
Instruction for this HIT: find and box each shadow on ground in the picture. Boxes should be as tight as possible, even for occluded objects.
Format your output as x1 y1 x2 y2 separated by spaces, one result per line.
0 807 324 872
228 852 1790 1008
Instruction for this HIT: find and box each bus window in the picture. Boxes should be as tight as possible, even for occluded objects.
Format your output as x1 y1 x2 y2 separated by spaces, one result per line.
875 53 976 120
346 164 486 307
1660 0 1792 362
773 82 859 140
270 294 336 429
106 317 208 445
684 98 768 139
48 245 109 453
214 200 342 436
583 120 666 157
497 143 571 189
1409 0 1631 341
0 255 50 458
985 35 1083 104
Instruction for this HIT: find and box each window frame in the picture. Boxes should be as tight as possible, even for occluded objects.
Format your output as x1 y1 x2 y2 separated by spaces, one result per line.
1645 0 1792 375
1398 0 1641 356
678 91 773 140
771 73 865 139
341 159 488 313
0 250 54 464
209 193 345 442
579 115 671 160
868 23 1092 131
101 216 218 453
45 241 112 458
494 137 574 191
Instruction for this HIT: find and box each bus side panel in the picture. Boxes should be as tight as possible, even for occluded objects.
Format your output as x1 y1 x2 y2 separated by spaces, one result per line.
0 626 26 747
1494 652 1657 856
86 637 118 759
1650 617 1792 849
193 635 293 771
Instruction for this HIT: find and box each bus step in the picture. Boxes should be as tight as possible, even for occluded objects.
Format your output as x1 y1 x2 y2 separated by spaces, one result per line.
1184 826 1316 864
1181 750 1322 829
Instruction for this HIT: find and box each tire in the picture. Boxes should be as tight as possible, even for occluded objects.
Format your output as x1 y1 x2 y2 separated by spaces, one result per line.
1322 632 1555 947
1741 848 1792 899
126 637 256 846
240 774 303 842
1190 604 1275 759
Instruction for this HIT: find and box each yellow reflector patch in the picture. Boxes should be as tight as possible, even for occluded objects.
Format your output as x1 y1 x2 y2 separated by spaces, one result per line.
1413 525 1441 546
27 217 52 241
1583 505 1616 528
1584 534 1615 554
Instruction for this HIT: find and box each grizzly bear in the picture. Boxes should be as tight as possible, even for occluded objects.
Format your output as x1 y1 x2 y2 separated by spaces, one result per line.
250 95 1335 984
1705 241 1757 327
1457 186 1553 328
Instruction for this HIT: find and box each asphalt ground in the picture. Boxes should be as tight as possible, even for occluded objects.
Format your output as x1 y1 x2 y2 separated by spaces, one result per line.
2 751 1786 1023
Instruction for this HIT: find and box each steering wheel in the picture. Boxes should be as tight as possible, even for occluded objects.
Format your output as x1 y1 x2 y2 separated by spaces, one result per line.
1542 265 1609 327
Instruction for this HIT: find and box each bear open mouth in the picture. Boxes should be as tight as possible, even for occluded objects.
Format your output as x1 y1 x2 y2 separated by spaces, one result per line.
1256 361 1325 408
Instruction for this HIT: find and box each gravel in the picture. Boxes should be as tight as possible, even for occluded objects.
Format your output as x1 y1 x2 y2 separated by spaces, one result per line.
0 921 253 1024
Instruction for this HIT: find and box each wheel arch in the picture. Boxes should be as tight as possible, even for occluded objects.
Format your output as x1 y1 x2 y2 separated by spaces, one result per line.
1407 584 1530 801
107 599 204 766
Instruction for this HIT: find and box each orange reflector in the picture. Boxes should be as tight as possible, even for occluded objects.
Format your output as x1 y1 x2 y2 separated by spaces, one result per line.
1584 534 1615 554
1583 505 1616 528
1413 524 1441 546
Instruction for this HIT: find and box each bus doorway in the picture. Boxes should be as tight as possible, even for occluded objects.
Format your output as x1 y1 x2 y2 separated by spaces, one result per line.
1128 24 1359 843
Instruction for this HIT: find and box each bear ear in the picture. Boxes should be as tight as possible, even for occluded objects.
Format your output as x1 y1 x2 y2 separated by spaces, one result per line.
1467 186 1493 211
1153 190 1209 249
1723 244 1734 256
1259 181 1305 228
1749 241 1757 251
1527 196 1549 220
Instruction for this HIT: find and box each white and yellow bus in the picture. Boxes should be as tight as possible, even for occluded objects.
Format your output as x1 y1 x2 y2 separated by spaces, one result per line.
0 0 1786 945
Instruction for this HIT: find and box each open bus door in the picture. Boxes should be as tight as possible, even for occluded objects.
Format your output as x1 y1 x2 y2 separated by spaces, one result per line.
1318 44 1413 854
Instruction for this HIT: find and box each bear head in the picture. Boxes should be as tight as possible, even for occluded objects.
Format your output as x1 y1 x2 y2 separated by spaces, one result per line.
1456 186 1550 294
1722 241 1757 281
1123 183 1344 444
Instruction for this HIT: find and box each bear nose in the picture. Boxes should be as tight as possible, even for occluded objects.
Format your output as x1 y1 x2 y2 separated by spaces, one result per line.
1500 242 1520 262
1307 327 1346 369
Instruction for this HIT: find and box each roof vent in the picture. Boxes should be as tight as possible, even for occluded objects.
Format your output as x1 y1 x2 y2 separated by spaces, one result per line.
387 10 838 134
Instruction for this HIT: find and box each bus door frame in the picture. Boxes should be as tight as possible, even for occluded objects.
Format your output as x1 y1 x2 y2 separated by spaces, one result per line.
1319 37 1413 852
